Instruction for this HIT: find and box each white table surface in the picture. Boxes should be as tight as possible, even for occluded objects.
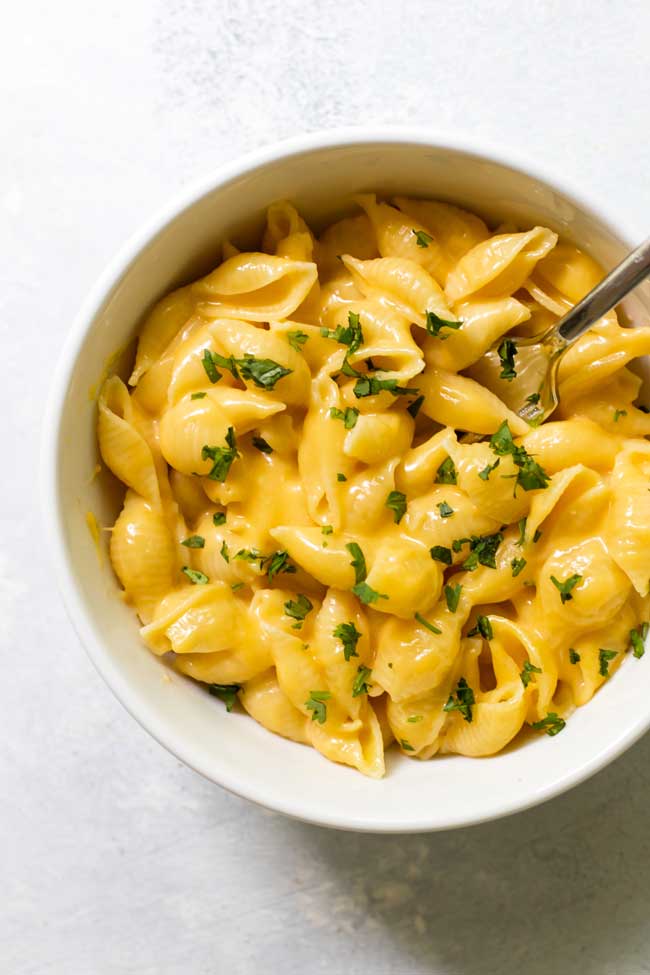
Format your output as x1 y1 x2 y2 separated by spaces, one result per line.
4 2 650 972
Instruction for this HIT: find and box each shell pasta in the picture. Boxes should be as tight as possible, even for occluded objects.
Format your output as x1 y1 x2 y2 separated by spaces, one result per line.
98 195 650 777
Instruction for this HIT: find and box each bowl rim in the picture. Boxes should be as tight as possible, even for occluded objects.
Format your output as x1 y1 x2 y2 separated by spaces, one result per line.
42 125 649 832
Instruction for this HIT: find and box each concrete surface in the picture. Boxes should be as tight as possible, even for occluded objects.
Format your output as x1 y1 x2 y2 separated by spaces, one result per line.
3 1 650 972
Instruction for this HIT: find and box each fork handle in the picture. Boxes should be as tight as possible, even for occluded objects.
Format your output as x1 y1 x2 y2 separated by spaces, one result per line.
556 236 650 344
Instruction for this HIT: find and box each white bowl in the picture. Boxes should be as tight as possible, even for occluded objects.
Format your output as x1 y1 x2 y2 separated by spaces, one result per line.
43 128 650 832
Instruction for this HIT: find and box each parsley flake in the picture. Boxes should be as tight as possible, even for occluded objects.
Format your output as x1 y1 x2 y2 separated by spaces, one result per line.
435 456 458 485
352 582 388 605
333 621 362 661
329 406 359 429
468 615 493 640
287 329 309 352
444 583 462 613
265 550 296 581
400 739 415 751
284 594 313 627
321 312 364 353
425 310 463 339
407 394 425 418
321 525 333 536
201 349 223 384
305 690 331 724
352 665 372 697
437 501 454 519
202 427 240 482
457 532 503 571
613 408 628 423
415 612 442 634
336 472 347 482
346 542 367 584
443 677 475 722
407 715 423 723
511 557 527 577
488 421 550 493
413 228 434 248
569 648 581 664
181 535 205 548
497 338 518 381
191 391 207 399
386 490 407 524
478 458 500 481
550 573 582 604
531 712 565 736
629 622 649 658
213 511 226 527
598 648 617 677
430 545 452 565
252 435 273 454
520 660 542 688
353 375 416 400
219 540 230 563
182 566 209 584
516 517 527 546
208 683 241 712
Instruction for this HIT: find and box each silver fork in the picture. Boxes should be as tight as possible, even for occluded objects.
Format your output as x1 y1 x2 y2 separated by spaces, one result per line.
475 236 650 426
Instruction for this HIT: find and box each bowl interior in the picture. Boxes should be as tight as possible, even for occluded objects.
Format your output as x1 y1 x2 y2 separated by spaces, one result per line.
50 137 650 831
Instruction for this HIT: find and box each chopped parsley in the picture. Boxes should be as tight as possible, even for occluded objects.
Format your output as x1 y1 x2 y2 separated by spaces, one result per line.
613 408 628 423
321 525 333 536
213 511 226 527
265 550 296 581
415 612 442 634
430 545 452 565
386 490 407 524
478 458 500 481
201 349 223 384
321 311 364 353
191 391 207 399
629 622 649 658
550 573 582 604
220 540 230 563
569 648 581 664
443 677 475 722
336 472 347 482
353 375 416 400
182 566 209 584
352 665 372 697
407 394 425 418
329 406 359 429
511 557 527 577
305 690 331 724
352 582 388 605
231 582 244 592
489 420 550 492
598 648 618 677
346 542 367 584
520 660 542 688
455 532 503 570
435 456 457 485
252 435 273 454
425 310 463 339
181 535 205 548
202 427 240 482
533 528 543 543
407 715 423 723
201 348 292 390
287 329 309 352
413 228 434 248
284 594 313 628
531 712 565 736
497 338 518 381
400 739 415 751
516 517 527 546
444 583 462 613
468 615 493 640
525 392 541 406
437 501 454 519
208 683 241 712
333 621 361 661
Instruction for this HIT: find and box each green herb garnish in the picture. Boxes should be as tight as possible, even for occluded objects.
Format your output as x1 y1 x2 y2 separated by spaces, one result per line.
430 545 452 565
531 712 565 736
329 406 359 429
520 660 542 687
613 408 628 423
202 426 240 482
629 622 649 658
443 677 475 722
425 310 463 339
284 594 313 627
181 535 205 548
550 573 582 604
444 583 462 613
213 511 226 527
468 615 492 640
478 458 500 481
333 621 362 661
497 338 518 381
598 648 617 677
208 683 241 712
191 391 207 399
352 582 388 605
413 228 434 248
488 420 550 492
287 329 309 352
386 490 407 524
400 739 415 751
266 550 296 581
511 557 527 577
220 540 230 563
336 472 347 482
569 648 581 664
352 665 372 697
182 566 209 584
415 612 442 634
435 456 457 485
437 500 454 518
305 690 331 724
407 394 425 418
346 542 367 584
252 435 273 454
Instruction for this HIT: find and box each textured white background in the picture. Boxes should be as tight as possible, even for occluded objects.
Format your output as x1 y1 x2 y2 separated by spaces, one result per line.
3 1 650 973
